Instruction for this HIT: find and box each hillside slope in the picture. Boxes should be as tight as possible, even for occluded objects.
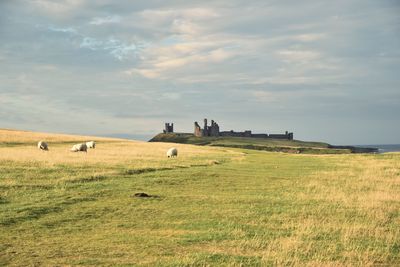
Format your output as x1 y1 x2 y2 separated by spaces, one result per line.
0 128 123 147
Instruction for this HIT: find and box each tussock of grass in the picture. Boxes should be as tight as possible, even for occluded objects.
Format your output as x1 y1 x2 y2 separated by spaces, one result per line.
0 130 399 266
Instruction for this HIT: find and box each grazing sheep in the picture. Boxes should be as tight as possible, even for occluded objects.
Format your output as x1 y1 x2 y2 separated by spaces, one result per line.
167 147 178 158
86 141 95 149
37 141 49 151
70 143 87 152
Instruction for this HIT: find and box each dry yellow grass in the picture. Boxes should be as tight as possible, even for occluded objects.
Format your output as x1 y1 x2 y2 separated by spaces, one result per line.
0 140 225 165
0 128 121 143
0 128 239 165
300 154 400 209
0 128 241 186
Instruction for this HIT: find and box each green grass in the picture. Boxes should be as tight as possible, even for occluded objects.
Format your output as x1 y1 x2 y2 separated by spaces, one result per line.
1 137 399 266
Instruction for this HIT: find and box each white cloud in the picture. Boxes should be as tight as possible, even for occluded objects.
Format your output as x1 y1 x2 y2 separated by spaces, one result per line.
140 7 219 21
252 76 319 85
80 37 103 49
251 90 278 103
293 33 326 42
80 37 143 61
32 0 85 17
127 46 236 79
48 26 77 34
135 7 219 38
161 92 181 100
125 68 160 79
33 64 59 72
89 15 121 25
277 50 321 63
171 19 199 35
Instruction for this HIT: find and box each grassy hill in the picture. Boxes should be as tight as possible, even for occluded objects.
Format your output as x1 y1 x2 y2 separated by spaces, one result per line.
0 128 123 147
149 133 358 154
1 129 398 266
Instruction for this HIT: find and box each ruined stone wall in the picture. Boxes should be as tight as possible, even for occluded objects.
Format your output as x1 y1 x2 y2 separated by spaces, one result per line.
191 118 293 140
220 130 252 137
269 132 293 140
221 131 293 140
209 120 220 136
194 122 202 137
194 119 220 137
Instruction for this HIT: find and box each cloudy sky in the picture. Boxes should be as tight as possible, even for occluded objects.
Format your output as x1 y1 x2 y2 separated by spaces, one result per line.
0 0 399 144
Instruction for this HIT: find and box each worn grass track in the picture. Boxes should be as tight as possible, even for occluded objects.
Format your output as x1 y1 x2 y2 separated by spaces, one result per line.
0 130 399 266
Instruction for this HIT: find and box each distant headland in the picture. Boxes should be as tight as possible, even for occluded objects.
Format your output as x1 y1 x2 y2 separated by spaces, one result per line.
151 119 378 154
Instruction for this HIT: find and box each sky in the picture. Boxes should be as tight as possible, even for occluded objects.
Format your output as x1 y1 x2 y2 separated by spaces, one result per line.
0 0 399 144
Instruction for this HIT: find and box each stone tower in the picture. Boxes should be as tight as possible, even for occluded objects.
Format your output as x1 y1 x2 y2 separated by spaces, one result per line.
163 123 174 133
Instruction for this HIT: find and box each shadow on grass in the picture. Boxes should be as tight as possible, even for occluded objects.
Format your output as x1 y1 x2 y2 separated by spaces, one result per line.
0 197 96 226
65 175 108 184
123 161 221 176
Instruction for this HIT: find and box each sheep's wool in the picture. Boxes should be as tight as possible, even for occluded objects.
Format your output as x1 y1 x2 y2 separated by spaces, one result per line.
167 147 178 157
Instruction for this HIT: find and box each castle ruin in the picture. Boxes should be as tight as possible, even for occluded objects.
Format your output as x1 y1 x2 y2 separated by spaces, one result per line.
163 123 174 133
194 118 293 140
164 118 294 140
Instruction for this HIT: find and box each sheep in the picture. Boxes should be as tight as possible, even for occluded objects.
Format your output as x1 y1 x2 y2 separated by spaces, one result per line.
70 143 87 153
37 141 49 151
167 147 178 158
86 141 95 149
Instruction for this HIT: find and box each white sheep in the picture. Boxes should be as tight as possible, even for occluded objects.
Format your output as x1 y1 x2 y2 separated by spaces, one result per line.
167 147 178 158
70 143 87 152
86 141 95 149
37 141 49 151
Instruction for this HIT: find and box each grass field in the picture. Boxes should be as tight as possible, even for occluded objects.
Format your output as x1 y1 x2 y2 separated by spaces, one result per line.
1 129 399 266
